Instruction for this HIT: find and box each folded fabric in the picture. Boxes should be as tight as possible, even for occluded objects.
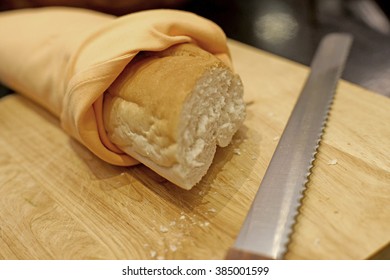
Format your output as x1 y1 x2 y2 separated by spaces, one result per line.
0 7 232 166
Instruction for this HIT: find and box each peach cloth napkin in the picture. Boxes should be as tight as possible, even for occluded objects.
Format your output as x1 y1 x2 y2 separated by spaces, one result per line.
0 7 232 166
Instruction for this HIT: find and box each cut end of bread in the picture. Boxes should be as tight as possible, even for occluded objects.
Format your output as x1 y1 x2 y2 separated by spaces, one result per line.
175 67 245 189
103 43 245 190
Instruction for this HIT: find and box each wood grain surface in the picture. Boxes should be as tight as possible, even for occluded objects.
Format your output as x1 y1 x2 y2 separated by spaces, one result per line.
0 40 389 260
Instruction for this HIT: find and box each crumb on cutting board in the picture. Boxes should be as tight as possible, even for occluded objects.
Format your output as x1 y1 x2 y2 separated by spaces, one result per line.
327 159 338 165
159 225 169 233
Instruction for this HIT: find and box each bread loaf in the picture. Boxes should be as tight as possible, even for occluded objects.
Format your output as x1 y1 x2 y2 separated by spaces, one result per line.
103 43 245 189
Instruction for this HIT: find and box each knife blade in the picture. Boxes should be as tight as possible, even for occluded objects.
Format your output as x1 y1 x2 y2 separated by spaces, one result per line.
226 33 353 260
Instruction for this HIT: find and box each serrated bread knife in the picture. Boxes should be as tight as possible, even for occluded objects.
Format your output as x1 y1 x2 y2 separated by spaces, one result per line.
226 33 353 260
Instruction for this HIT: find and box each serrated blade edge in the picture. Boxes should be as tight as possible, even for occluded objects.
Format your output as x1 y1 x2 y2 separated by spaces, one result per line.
230 33 353 260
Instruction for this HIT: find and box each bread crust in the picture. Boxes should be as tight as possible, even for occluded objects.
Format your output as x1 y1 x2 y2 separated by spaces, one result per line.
103 43 245 189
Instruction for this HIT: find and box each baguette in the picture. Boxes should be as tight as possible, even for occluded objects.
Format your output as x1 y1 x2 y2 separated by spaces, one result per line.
103 43 246 189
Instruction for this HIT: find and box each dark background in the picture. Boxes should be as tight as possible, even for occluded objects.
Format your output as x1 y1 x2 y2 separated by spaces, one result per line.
181 0 390 97
1 0 389 97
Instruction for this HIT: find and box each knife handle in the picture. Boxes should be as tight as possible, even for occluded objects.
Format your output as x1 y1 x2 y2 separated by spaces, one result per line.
225 247 274 260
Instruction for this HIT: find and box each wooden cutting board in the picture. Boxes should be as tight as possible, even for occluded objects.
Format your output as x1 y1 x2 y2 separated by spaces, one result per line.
0 40 389 260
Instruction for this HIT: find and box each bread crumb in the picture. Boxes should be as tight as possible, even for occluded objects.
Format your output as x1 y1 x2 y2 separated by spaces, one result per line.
233 148 241 155
150 250 157 258
208 208 216 213
204 221 210 227
169 244 177 252
327 159 338 165
157 256 165 260
169 221 176 226
273 136 280 141
179 215 186 220
159 225 169 233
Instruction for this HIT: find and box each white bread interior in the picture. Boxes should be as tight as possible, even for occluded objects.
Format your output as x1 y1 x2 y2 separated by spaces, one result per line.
103 43 245 190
